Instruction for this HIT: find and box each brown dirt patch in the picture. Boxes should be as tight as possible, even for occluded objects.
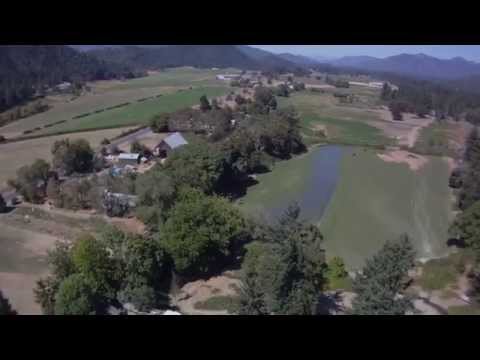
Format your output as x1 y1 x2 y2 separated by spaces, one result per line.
173 274 242 315
377 150 429 171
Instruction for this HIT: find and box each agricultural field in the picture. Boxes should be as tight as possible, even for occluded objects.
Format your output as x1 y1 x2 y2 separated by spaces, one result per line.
33 87 227 135
0 127 136 188
0 67 231 139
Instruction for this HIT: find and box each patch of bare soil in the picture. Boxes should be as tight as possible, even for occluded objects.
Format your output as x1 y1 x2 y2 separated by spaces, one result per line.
173 274 242 315
377 150 428 171
0 272 44 314
368 109 434 147
108 217 146 235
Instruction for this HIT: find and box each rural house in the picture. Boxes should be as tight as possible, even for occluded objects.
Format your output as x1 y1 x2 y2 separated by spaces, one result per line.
154 132 188 158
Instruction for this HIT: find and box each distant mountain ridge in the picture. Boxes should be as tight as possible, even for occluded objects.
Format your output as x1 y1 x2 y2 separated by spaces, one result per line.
327 53 480 80
77 45 301 72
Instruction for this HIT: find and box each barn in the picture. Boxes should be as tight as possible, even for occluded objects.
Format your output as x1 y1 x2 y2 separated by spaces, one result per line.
118 153 140 166
154 132 188 158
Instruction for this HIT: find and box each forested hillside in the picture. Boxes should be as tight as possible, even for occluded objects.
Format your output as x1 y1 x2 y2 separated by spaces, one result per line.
0 45 136 112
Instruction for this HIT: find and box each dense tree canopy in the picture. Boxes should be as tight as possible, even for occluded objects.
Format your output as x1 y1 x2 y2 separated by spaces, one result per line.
163 142 228 194
9 159 51 203
52 138 94 175
239 204 327 315
351 235 415 315
54 274 97 315
161 187 246 277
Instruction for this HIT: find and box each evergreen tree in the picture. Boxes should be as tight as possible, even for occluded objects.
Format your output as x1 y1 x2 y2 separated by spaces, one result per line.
0 290 17 315
351 235 415 315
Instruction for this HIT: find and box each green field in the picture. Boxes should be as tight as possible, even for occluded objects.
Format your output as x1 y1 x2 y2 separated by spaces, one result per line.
34 86 228 135
278 91 390 147
320 148 453 269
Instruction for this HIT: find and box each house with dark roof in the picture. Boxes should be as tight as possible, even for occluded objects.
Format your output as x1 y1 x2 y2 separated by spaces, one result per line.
154 132 188 158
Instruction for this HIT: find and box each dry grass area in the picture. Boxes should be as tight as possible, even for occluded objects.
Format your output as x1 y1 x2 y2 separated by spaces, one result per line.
0 222 60 314
0 127 135 188
377 150 429 171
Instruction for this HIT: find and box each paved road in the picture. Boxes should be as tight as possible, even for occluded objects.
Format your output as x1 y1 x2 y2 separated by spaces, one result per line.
108 127 153 149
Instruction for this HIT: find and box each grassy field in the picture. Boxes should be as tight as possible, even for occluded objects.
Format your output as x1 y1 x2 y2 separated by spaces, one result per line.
447 305 480 315
320 148 453 269
238 150 315 219
193 295 241 314
0 127 135 187
278 91 390 147
0 68 230 139
412 121 461 157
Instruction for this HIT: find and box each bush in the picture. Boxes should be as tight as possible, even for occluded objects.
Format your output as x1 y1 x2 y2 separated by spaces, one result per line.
118 284 157 312
54 274 97 315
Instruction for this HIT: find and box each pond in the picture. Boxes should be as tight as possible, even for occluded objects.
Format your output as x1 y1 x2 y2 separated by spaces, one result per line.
239 145 344 224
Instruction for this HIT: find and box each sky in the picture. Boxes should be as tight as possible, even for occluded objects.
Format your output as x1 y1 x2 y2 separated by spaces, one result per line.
251 45 480 62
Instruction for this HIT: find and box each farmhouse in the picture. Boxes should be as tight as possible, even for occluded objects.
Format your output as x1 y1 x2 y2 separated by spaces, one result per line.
154 132 188 158
118 153 140 166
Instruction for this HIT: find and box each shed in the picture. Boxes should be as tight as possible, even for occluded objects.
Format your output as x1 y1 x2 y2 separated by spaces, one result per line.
118 153 140 166
154 132 188 158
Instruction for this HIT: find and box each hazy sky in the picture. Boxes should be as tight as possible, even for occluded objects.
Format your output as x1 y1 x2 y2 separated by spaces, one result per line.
251 45 480 61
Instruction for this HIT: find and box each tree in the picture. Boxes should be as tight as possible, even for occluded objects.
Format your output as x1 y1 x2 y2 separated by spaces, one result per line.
234 94 246 106
239 204 327 315
0 194 6 213
52 138 94 175
71 234 116 303
161 187 246 277
150 113 170 133
381 83 392 101
9 159 51 203
464 127 480 164
351 235 415 315
199 95 211 111
450 201 480 259
135 168 176 227
163 142 227 194
46 178 61 206
275 84 289 97
253 86 277 113
100 138 110 145
0 290 17 315
54 274 97 315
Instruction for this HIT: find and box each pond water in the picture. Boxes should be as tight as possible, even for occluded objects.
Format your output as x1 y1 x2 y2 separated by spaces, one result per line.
255 145 345 223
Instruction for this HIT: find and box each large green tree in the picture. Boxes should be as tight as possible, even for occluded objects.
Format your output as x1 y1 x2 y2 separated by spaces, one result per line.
54 274 97 315
351 235 415 315
161 187 246 277
163 142 227 194
9 159 50 203
450 201 480 258
52 138 94 175
135 167 176 227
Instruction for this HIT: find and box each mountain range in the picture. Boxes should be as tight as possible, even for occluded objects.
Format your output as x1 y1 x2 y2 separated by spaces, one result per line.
325 53 480 80
73 45 301 72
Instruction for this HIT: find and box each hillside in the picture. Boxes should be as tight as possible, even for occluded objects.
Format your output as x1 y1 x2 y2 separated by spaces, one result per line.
277 53 320 66
329 53 480 80
0 45 134 112
87 45 300 72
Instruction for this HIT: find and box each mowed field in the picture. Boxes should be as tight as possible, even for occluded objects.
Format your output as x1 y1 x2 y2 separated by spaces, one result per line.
0 127 136 187
319 148 453 269
0 67 231 139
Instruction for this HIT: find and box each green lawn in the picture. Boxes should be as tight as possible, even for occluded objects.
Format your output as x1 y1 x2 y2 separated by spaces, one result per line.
319 148 453 270
35 86 228 135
